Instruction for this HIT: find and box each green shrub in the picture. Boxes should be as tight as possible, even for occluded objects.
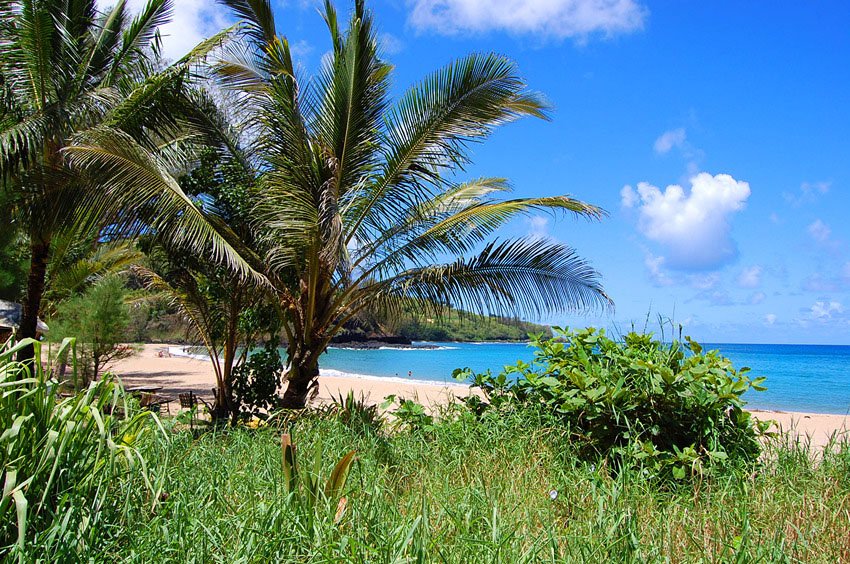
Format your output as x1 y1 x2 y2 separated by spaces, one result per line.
382 395 437 434
49 275 138 385
455 328 771 480
0 338 159 559
232 339 285 418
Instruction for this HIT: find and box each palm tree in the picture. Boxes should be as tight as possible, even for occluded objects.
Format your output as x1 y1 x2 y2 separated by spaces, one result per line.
0 0 257 360
40 229 143 318
131 149 273 422
213 0 612 408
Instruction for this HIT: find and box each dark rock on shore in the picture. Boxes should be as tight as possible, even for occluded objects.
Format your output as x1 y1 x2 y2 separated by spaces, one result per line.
330 338 439 350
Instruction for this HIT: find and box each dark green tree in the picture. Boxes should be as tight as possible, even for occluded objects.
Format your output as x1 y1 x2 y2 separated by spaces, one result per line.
50 276 136 383
0 0 258 361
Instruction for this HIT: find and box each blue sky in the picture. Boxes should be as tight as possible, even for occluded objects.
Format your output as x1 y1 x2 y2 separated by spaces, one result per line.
130 0 850 345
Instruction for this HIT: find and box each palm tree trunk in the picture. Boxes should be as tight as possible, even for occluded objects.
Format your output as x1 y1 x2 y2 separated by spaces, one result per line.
221 341 238 424
281 344 320 409
17 235 51 363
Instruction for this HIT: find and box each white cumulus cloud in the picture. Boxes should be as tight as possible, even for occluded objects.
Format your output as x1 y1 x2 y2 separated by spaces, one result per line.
407 0 646 40
621 172 751 270
97 0 231 62
764 313 777 325
653 128 686 155
737 265 762 289
811 300 844 320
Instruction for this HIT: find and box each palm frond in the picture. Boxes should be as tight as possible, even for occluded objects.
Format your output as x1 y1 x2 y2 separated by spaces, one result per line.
313 0 388 200
17 0 57 108
81 0 128 83
65 127 265 284
217 0 276 47
420 195 604 242
370 238 611 319
109 0 172 78
344 52 550 245
44 238 143 313
213 41 270 93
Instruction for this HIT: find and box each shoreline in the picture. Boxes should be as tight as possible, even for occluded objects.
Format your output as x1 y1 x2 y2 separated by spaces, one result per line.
112 344 850 447
165 345 470 391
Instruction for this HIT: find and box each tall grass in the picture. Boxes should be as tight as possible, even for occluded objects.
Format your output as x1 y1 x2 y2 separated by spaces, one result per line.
0 338 159 561
106 408 850 562
5 341 848 561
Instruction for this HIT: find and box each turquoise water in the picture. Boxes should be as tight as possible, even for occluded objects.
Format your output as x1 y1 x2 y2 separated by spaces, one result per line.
318 342 850 415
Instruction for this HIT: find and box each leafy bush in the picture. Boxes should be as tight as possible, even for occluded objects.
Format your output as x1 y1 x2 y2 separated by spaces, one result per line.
455 328 770 480
382 395 437 434
0 338 159 559
232 340 285 418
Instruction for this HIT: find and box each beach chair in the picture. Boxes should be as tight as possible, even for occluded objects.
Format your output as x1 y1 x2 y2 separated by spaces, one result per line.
140 392 172 414
178 392 210 430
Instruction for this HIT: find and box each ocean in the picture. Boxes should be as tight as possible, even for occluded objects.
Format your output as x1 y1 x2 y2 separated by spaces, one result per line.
317 342 850 415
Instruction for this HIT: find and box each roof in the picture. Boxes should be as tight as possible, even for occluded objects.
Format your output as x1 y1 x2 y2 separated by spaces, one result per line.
0 300 49 333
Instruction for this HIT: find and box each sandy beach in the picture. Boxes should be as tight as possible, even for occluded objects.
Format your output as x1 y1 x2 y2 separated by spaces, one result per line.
113 345 850 448
114 344 466 408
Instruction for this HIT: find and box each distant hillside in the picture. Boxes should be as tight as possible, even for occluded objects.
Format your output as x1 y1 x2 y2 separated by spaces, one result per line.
394 311 551 342
130 298 552 345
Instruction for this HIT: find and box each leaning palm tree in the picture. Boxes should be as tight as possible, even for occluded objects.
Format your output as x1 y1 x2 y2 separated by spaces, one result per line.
213 0 612 407
41 230 143 318
0 0 257 359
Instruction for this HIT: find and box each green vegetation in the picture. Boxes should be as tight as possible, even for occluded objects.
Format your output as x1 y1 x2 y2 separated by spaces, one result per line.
457 328 770 480
189 0 609 409
8 399 850 561
1 0 610 411
1 3 840 562
49 276 137 383
391 310 552 342
3 334 849 561
0 339 156 559
110 416 850 563
0 0 257 361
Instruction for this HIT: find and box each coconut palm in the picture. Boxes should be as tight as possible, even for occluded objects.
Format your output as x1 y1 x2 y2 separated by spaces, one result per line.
40 230 143 318
0 0 256 360
130 149 273 421
211 0 612 407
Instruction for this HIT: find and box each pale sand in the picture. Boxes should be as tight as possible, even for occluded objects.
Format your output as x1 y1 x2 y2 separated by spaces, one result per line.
112 344 465 408
112 345 850 448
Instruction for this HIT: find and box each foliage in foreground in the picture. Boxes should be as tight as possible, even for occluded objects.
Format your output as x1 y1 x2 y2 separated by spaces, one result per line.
102 412 850 562
0 339 157 559
4 362 849 561
457 328 771 480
